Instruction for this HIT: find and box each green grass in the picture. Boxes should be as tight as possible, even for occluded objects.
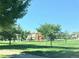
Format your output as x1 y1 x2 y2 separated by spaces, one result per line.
0 55 8 58
0 39 79 58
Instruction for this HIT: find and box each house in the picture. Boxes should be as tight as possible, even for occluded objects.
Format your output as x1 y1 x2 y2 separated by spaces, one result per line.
26 32 44 41
70 32 79 39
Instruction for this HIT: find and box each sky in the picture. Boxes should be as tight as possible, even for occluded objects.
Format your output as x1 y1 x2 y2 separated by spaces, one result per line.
17 0 79 32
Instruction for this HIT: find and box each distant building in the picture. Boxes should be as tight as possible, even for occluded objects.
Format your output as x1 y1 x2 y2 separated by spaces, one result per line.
70 32 79 39
26 32 44 41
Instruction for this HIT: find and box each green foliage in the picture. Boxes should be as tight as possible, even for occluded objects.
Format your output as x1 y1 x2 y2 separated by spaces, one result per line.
0 0 31 29
58 32 70 39
36 23 61 40
0 31 14 45
36 23 61 47
0 24 30 45
11 24 30 41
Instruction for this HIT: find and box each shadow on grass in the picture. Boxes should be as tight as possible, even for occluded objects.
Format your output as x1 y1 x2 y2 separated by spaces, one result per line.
8 50 79 58
0 44 79 50
20 50 79 58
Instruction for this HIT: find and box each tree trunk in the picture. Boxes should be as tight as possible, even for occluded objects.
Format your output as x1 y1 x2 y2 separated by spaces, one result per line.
50 40 52 47
13 39 16 42
9 39 11 45
64 39 67 44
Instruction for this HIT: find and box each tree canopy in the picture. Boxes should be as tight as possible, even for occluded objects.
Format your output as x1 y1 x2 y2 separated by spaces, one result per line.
0 0 31 29
36 23 61 40
36 23 61 47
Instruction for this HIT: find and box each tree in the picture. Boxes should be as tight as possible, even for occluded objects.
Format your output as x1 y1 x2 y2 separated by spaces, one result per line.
0 24 31 45
12 24 30 41
0 0 31 45
36 23 61 47
0 0 31 29
0 31 14 45
21 31 30 41
11 24 22 41
61 32 70 43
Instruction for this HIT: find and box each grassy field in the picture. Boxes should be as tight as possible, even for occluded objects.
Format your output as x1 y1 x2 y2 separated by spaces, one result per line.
0 39 79 58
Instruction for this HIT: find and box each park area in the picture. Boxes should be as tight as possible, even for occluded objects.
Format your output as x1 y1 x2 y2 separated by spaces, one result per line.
0 0 79 58
1 39 79 58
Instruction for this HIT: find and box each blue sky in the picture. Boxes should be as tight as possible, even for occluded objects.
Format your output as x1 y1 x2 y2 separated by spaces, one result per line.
17 0 79 32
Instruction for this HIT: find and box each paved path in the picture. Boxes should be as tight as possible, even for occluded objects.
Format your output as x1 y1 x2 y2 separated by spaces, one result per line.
0 50 44 58
0 50 21 55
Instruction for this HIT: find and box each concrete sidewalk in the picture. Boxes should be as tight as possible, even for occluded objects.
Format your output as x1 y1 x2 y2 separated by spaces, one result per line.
0 50 45 58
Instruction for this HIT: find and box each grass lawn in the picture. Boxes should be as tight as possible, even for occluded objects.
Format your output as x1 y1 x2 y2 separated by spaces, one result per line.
0 55 8 58
0 39 79 58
